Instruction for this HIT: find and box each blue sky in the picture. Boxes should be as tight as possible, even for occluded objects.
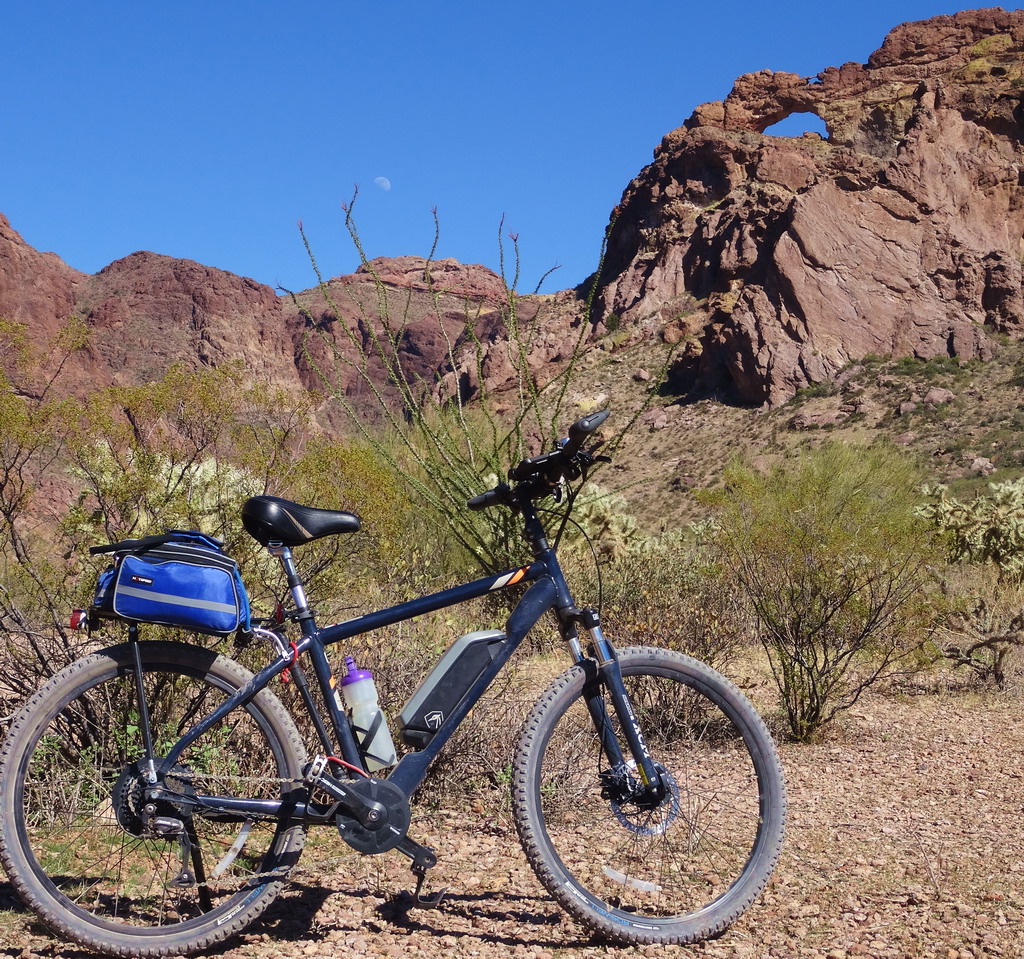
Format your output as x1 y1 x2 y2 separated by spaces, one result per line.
3 1 1011 294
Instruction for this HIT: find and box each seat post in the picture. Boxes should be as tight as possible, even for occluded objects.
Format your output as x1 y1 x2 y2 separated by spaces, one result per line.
269 542 313 624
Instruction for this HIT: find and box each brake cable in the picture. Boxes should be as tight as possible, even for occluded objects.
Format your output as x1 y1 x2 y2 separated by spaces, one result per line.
541 500 605 616
543 449 608 614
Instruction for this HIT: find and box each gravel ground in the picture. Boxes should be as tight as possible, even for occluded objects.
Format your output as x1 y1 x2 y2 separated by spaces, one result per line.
1 687 1021 959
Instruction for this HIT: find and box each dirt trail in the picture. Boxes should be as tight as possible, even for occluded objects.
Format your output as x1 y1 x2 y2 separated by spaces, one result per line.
1 689 1021 959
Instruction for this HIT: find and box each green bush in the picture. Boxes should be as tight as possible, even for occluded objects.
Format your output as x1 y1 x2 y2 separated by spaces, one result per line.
703 442 936 741
588 534 749 674
0 329 412 711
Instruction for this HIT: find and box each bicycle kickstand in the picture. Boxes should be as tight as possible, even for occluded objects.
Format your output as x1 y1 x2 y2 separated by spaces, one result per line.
396 836 446 908
411 862 447 909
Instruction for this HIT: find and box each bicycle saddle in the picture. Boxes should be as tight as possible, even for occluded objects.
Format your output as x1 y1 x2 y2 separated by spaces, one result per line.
241 496 361 547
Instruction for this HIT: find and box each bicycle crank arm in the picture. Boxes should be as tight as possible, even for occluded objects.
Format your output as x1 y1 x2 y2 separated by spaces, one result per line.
395 835 437 871
312 771 389 830
395 837 446 908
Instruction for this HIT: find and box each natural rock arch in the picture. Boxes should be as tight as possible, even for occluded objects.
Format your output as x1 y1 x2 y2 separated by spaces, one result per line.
762 111 831 140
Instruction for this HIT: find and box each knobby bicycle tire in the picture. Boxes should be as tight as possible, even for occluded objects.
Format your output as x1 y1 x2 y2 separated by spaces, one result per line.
0 641 307 957
512 645 786 945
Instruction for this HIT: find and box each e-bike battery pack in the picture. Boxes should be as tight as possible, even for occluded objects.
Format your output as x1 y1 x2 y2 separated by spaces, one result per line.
398 629 507 748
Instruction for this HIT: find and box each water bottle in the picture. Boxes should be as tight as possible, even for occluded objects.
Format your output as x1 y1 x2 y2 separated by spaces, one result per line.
340 657 397 772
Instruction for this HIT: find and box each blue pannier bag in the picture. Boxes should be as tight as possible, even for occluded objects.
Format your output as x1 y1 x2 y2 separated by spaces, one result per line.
92 531 250 636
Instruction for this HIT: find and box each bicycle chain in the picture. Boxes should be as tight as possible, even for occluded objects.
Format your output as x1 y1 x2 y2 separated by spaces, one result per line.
125 770 309 896
133 762 363 897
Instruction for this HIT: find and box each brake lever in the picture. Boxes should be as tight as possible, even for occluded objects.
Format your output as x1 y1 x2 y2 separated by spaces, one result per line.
576 449 611 483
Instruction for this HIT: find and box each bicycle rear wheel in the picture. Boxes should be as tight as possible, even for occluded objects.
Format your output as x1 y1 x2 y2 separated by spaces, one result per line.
0 640 306 957
512 645 786 945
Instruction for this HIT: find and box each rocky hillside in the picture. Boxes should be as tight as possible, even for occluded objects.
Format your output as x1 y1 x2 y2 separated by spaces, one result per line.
598 7 1024 405
2 9 1022 422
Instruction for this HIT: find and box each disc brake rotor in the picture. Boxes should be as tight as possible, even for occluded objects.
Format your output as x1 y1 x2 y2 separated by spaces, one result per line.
606 761 681 836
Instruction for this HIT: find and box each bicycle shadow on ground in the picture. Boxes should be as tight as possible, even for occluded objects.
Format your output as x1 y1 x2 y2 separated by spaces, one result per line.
0 879 589 957
374 888 586 950
211 879 335 951
0 882 27 916
0 880 58 948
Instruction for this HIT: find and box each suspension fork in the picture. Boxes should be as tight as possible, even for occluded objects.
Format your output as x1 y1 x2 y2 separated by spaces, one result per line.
576 611 664 798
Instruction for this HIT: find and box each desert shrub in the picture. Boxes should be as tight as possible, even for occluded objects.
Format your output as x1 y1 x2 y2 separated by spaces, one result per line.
917 479 1024 685
0 330 412 715
0 319 95 712
703 442 937 741
60 366 409 620
574 533 749 674
555 484 645 562
296 201 654 574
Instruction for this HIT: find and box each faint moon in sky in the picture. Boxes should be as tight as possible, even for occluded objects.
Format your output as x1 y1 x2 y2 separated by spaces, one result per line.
374 176 391 191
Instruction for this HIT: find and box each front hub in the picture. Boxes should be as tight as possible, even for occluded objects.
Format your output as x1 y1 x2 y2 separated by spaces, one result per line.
600 761 680 836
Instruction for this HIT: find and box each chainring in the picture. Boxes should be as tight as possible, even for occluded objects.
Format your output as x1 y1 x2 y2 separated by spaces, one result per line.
334 778 411 855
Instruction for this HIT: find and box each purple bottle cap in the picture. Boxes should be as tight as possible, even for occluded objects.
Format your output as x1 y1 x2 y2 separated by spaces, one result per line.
340 655 373 685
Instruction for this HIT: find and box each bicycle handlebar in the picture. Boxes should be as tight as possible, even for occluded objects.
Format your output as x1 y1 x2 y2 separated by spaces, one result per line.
563 409 610 459
467 410 609 511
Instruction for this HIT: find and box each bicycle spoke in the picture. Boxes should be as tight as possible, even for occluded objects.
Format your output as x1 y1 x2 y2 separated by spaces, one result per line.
2 642 304 954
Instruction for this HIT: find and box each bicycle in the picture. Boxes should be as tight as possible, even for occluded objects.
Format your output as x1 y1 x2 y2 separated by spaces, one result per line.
0 409 786 957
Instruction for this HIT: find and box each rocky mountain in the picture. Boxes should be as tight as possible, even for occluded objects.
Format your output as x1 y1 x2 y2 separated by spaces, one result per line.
0 215 295 394
598 6 1024 405
2 8 1022 411
0 215 534 404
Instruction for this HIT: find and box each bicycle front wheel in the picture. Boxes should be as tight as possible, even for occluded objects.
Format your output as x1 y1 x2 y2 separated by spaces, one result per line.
512 646 786 945
0 640 307 958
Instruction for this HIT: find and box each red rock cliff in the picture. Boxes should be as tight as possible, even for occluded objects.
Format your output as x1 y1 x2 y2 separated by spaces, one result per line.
597 7 1024 404
3 10 1022 410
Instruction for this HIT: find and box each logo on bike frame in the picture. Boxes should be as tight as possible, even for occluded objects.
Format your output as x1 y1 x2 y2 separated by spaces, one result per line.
489 567 529 591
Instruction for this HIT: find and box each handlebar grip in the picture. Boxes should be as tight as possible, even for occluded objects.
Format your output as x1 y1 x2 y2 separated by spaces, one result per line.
467 483 510 511
562 409 610 458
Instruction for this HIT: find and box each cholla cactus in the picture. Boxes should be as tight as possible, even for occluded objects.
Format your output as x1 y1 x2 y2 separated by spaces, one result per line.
560 484 642 561
918 479 1024 583
66 447 257 546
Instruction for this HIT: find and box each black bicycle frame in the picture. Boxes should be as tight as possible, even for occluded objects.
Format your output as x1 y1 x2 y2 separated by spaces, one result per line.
157 512 653 825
